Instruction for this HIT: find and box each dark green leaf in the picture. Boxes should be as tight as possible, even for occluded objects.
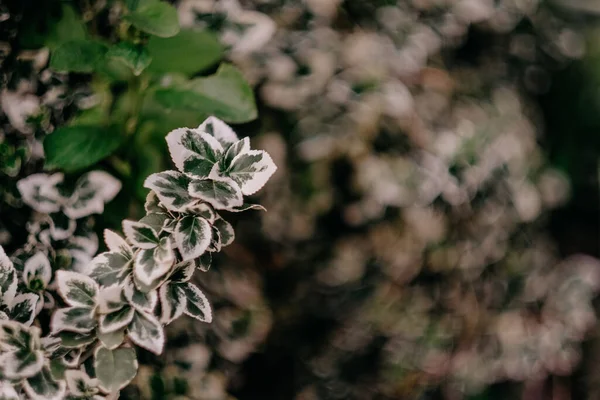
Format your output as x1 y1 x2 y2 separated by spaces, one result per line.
107 42 152 76
44 125 123 172
124 2 180 38
50 40 108 73
153 64 257 123
147 29 223 76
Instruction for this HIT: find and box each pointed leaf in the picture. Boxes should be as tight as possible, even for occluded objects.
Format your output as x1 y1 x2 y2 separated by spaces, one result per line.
174 216 211 261
219 149 276 196
99 306 134 334
10 293 39 325
51 306 96 333
133 246 173 287
104 230 133 258
122 220 159 249
181 283 212 322
166 128 223 177
221 137 249 168
56 270 99 307
88 252 132 287
127 310 164 354
144 171 196 212
107 41 151 75
213 217 234 247
98 329 125 350
123 2 180 38
199 116 240 147
124 278 157 312
188 177 243 210
158 282 185 324
94 346 138 393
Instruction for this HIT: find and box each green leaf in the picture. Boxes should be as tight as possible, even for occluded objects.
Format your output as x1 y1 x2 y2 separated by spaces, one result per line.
20 4 86 50
50 40 108 73
153 64 257 123
23 366 66 400
107 42 152 76
94 347 138 393
43 125 123 172
58 331 96 348
147 28 223 76
124 2 180 38
98 329 125 350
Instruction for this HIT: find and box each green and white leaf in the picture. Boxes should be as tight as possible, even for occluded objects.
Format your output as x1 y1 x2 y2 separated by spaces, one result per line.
220 137 249 169
51 306 96 334
195 252 212 272
217 149 277 196
174 216 211 261
127 310 164 354
98 329 125 350
207 225 221 253
0 246 18 306
23 252 52 290
56 271 99 307
65 369 99 397
103 230 133 259
186 202 216 222
169 260 195 283
9 293 39 326
97 285 125 314
94 346 138 394
16 173 63 214
180 283 212 323
133 244 173 287
48 212 76 241
64 171 121 220
0 382 19 400
188 177 243 210
229 203 267 212
0 321 39 351
144 190 164 213
58 331 96 349
99 306 134 334
144 171 197 212
138 212 169 234
123 1 180 38
0 348 44 379
213 217 235 247
88 252 131 287
198 116 239 147
166 128 223 178
122 220 159 249
23 366 66 400
158 282 185 324
124 278 157 312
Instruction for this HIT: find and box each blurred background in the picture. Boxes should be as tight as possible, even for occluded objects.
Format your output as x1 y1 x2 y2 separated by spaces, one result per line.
2 0 600 399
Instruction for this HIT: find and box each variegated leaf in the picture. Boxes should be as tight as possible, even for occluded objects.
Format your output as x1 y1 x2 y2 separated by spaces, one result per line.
188 177 243 210
16 173 63 214
10 293 39 326
63 171 121 219
97 329 125 350
207 225 221 253
181 283 212 322
144 171 196 212
23 365 66 400
0 381 19 400
65 369 99 397
56 271 99 307
220 137 250 168
0 246 17 306
62 347 83 367
213 217 235 247
158 282 185 324
48 212 76 241
103 230 133 259
99 306 134 334
133 236 174 287
186 202 216 222
51 306 96 334
0 321 40 351
229 202 267 212
122 220 159 249
58 331 96 349
124 278 157 312
169 260 195 283
88 252 132 287
23 252 52 291
0 348 44 379
139 212 170 234
97 285 125 314
127 310 164 355
174 216 211 261
144 190 163 213
166 128 223 178
198 116 239 147
195 252 212 272
217 149 277 196
94 346 137 394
